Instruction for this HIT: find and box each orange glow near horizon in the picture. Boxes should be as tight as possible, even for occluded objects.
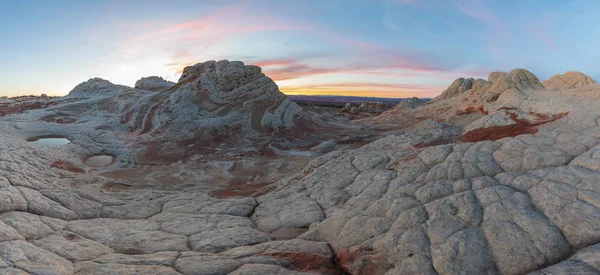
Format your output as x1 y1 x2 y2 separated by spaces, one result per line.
279 83 445 98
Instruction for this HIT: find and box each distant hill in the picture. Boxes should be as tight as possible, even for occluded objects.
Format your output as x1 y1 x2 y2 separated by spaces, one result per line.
288 95 432 107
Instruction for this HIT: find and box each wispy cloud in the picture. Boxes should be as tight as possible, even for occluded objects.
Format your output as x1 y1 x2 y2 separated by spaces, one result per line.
325 33 458 73
252 57 460 82
124 0 255 43
453 0 513 38
92 0 490 98
523 17 557 52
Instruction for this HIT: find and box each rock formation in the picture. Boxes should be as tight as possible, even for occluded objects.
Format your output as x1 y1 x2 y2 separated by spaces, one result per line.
134 76 175 91
358 101 389 113
396 97 426 109
125 60 303 138
542 71 597 91
3 62 600 274
62 60 363 165
340 103 352 112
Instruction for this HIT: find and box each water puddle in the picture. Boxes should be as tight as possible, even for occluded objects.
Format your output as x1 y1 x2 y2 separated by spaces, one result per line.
83 154 116 167
27 136 71 147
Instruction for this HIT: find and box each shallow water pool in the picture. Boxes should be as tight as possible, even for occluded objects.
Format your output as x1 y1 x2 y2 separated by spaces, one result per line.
28 136 71 147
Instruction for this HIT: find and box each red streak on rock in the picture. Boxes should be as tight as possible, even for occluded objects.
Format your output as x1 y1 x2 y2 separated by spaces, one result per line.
0 102 49 117
402 152 420 161
40 115 76 124
55 118 76 124
139 105 159 135
456 106 488 115
461 111 569 142
263 252 340 274
211 178 271 198
336 246 391 274
51 160 85 173
120 109 135 124
135 141 186 165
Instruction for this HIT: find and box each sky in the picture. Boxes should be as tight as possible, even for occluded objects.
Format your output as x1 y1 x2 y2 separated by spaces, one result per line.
1 0 599 98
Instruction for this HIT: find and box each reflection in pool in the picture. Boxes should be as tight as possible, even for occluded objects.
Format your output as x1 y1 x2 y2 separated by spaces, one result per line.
83 154 115 167
27 136 71 147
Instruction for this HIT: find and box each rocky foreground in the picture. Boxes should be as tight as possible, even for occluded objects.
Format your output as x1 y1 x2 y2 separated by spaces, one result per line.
1 61 600 274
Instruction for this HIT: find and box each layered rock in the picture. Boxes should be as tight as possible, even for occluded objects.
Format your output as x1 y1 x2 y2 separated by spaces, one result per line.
60 60 365 165
126 60 303 138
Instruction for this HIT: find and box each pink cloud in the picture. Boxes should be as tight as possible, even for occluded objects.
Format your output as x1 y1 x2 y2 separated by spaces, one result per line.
524 22 557 52
96 0 494 98
291 82 441 90
251 58 463 82
127 0 253 43
327 35 449 73
252 60 299 67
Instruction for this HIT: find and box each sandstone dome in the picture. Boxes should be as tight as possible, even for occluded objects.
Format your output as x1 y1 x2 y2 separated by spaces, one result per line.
124 60 304 138
62 60 363 165
542 71 597 91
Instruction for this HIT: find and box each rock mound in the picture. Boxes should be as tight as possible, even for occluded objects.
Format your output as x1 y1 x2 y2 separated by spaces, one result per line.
50 59 367 166
542 71 597 91
492 68 544 92
340 103 352 112
487 72 508 83
125 60 302 138
358 101 389 113
434 68 544 103
68 78 141 98
395 97 426 109
435 77 492 100
134 76 175 91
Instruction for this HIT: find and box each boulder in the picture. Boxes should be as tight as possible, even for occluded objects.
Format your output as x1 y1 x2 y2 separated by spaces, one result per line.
341 103 352 112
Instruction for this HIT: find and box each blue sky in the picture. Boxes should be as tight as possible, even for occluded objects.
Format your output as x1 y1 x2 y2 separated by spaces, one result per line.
1 0 599 98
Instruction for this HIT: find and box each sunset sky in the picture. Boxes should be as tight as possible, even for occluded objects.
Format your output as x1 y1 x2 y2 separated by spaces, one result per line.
1 0 599 98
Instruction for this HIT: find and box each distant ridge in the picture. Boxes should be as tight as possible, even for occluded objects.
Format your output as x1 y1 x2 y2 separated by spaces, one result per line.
288 95 432 107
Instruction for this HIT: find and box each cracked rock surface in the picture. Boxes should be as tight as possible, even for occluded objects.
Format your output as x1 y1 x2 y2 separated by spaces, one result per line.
1 63 600 274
